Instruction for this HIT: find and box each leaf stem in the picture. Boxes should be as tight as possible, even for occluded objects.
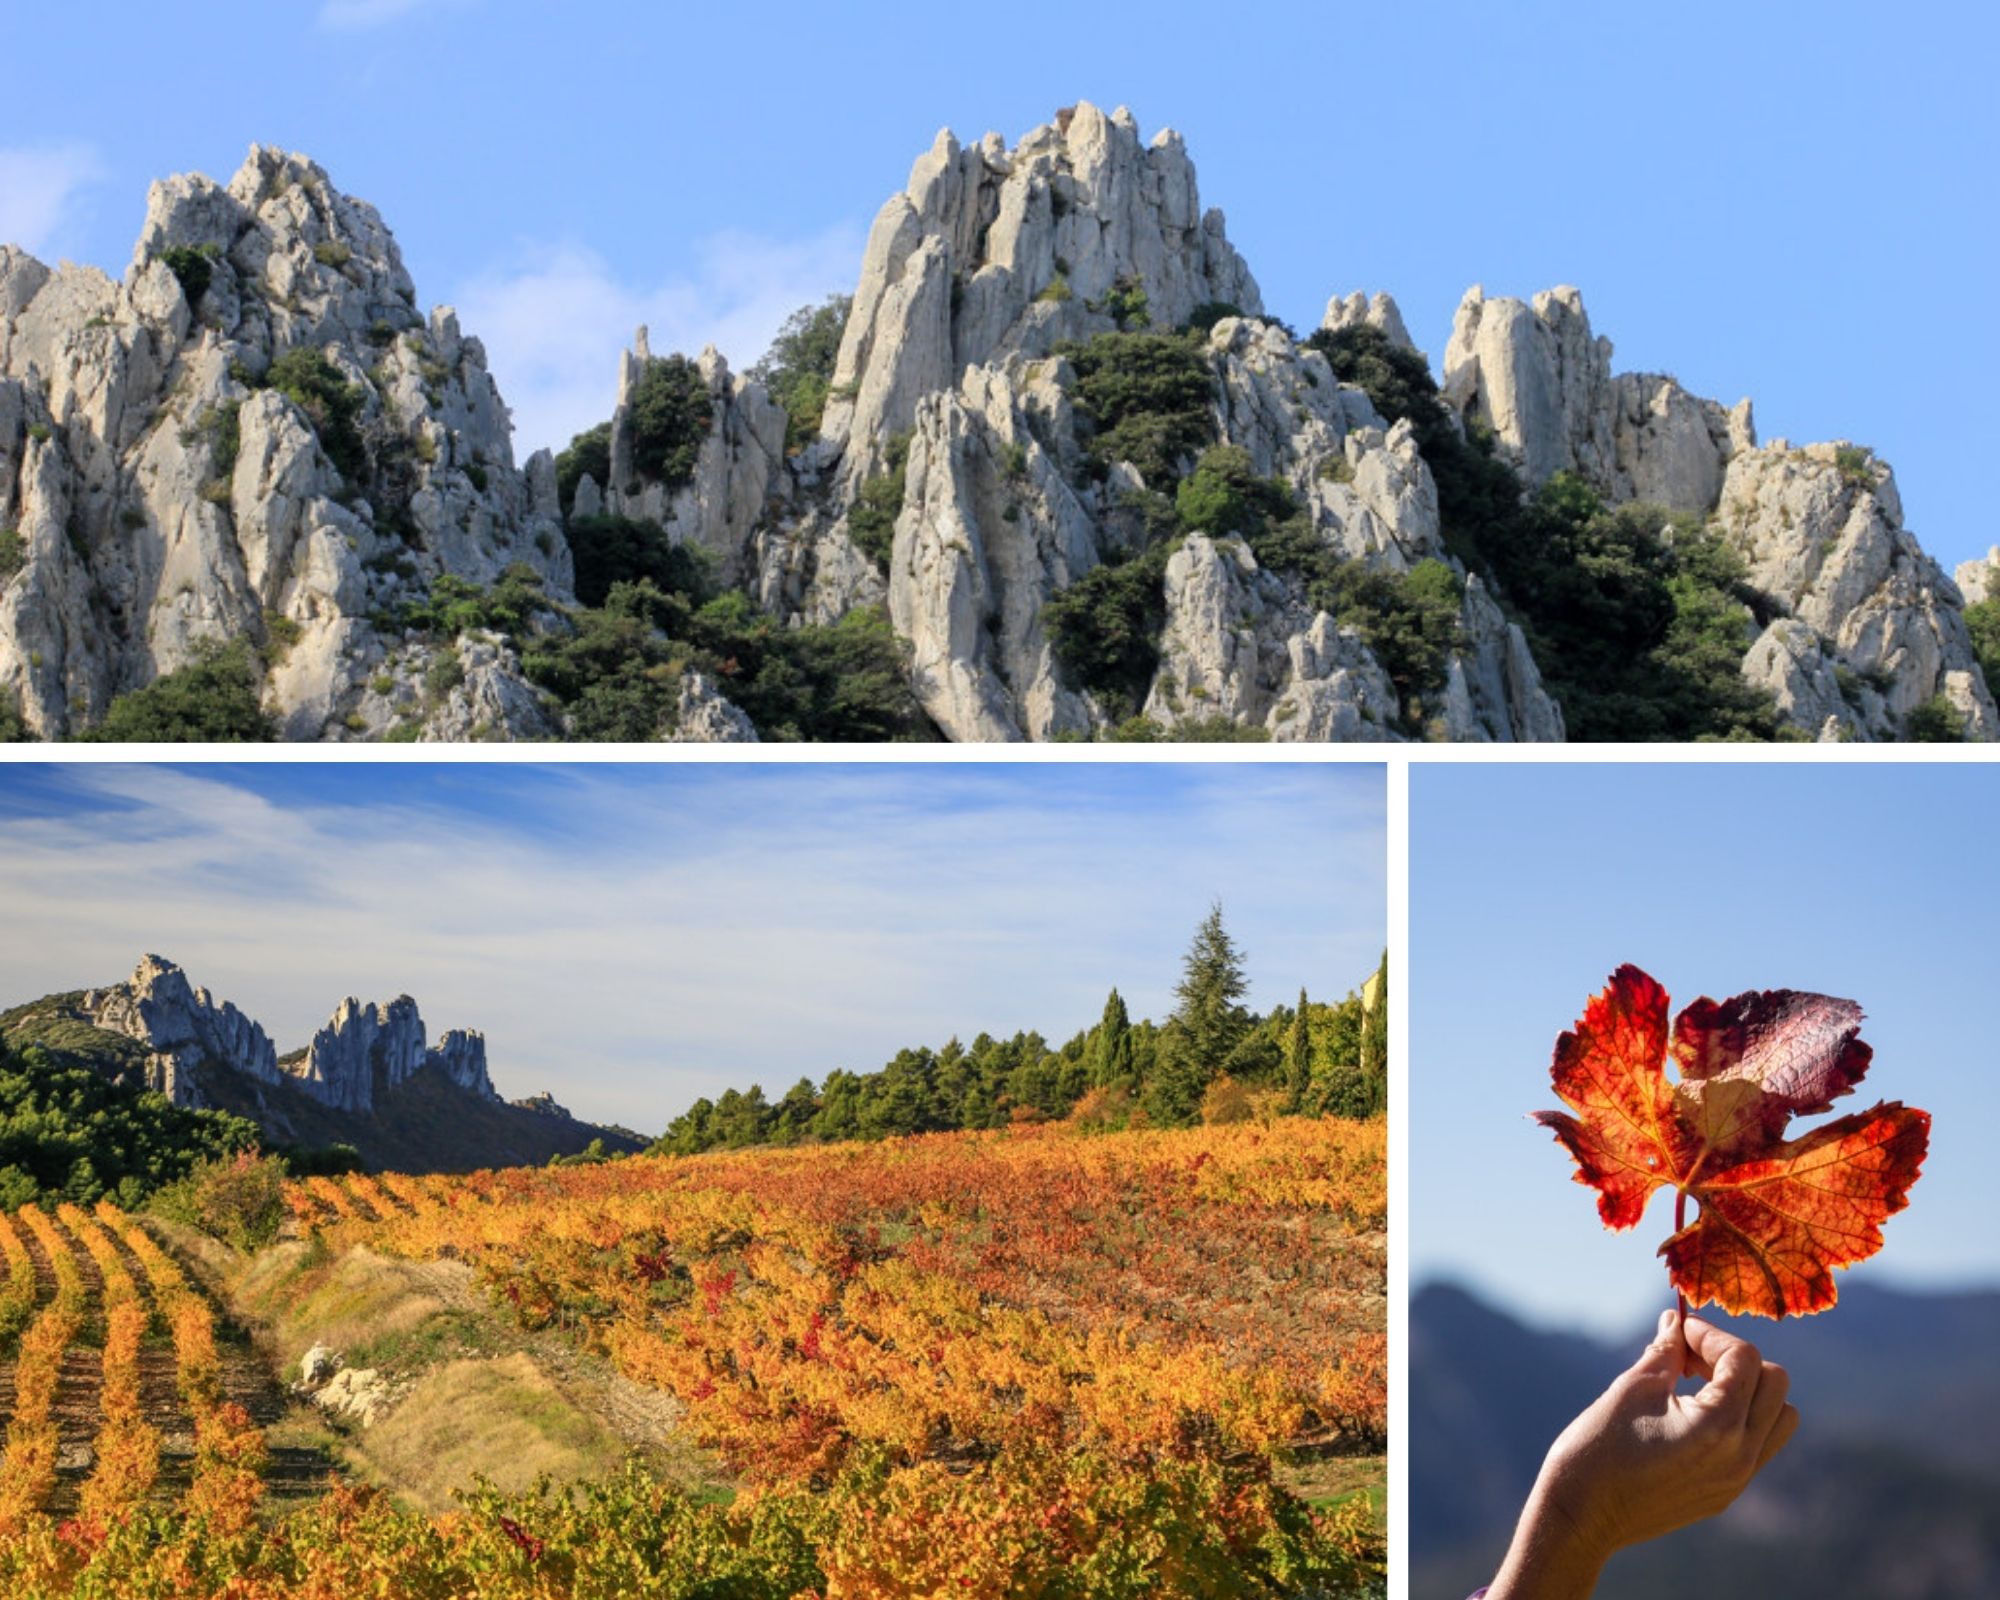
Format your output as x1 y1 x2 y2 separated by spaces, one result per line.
1673 1188 1687 1321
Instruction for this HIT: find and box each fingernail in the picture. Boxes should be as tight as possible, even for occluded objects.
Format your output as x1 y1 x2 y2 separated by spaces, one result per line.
1658 1310 1677 1335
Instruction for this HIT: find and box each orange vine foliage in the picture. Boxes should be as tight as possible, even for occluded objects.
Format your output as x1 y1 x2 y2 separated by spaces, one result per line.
298 1120 1386 1480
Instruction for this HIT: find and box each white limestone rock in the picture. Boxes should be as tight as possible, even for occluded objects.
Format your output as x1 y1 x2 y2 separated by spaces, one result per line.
1321 291 1414 352
605 339 787 587
887 363 1097 741
1143 534 1404 741
1956 547 1999 606
667 670 758 743
1442 285 1747 514
0 144 572 739
821 102 1260 485
79 954 281 1103
1718 443 1998 740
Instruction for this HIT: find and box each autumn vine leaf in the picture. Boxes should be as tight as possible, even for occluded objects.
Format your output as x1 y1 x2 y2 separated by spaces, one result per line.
1534 965 1929 1318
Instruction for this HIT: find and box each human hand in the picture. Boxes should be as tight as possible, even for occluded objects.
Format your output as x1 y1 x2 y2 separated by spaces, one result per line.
1483 1309 1801 1600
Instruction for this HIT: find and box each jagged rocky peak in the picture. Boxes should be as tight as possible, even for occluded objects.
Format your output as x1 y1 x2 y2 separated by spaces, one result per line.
1321 291 1414 352
0 142 571 741
1441 284 1754 512
293 992 501 1114
821 100 1262 481
1958 548 2000 606
80 953 280 1102
1438 283 1993 741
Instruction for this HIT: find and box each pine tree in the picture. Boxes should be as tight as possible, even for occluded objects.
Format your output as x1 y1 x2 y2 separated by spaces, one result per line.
1174 901 1250 1069
1286 987 1311 1112
1147 904 1251 1125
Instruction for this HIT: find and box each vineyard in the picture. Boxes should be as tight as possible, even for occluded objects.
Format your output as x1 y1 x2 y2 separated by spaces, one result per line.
0 1118 1386 1597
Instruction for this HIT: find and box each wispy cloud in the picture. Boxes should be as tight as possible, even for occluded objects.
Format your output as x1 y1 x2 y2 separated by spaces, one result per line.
0 765 1383 1135
453 224 864 460
0 143 106 257
317 0 472 29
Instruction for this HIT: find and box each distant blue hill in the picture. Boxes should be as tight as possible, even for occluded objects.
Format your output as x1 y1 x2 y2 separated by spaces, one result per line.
1412 1278 2000 1600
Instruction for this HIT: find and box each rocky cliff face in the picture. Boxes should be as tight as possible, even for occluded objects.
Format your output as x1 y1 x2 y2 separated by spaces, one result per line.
80 953 280 1101
0 146 569 740
76 954 501 1114
3 110 1987 741
293 994 499 1113
1441 285 1993 740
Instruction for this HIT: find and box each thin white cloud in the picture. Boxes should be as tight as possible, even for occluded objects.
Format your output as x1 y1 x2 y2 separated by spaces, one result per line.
0 766 1384 1135
317 0 471 28
0 143 106 257
453 224 865 461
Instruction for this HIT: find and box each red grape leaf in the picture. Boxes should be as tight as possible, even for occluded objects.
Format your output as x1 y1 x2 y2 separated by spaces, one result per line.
1534 964 1929 1318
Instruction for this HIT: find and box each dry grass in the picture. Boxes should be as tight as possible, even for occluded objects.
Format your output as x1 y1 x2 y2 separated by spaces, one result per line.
231 1244 472 1378
345 1352 630 1512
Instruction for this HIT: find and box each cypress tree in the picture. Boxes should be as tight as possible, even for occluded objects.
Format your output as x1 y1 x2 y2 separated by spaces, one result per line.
1287 988 1311 1112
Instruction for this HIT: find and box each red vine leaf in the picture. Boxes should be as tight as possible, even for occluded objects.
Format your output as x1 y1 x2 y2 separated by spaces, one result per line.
1534 964 1929 1318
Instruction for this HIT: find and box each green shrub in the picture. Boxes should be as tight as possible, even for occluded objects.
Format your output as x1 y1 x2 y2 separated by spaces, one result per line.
1035 273 1073 305
750 295 851 455
628 354 713 488
1061 331 1216 487
0 525 23 582
685 596 928 742
1174 445 1296 539
847 431 912 572
1906 694 1964 742
567 514 711 609
1309 324 1781 740
1965 588 2000 692
268 346 367 481
397 562 550 641
0 1037 264 1209
1834 444 1876 487
555 421 612 516
423 652 466 704
83 639 276 742
0 690 29 742
26 423 50 444
1181 302 1243 337
1044 545 1174 716
261 608 302 666
1102 275 1151 331
1107 714 1270 742
149 1150 289 1251
157 244 219 306
312 240 352 268
184 399 242 481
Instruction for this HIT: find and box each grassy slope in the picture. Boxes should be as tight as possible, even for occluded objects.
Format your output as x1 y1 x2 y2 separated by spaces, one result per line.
174 1224 726 1513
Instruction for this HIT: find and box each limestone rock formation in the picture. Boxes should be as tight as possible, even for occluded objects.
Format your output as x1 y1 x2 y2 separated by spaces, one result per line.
0 146 569 740
1321 291 1413 351
294 992 502 1114
821 102 1261 486
4 113 1988 742
1957 548 1999 607
1715 443 1998 740
80 953 280 1101
1441 285 1752 512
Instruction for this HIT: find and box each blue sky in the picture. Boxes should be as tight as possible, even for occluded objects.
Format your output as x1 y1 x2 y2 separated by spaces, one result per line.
0 761 1384 1133
2 1 1989 571
1411 762 2000 1338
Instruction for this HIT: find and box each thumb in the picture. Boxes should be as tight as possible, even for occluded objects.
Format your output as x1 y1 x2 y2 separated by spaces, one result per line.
1627 1309 1686 1382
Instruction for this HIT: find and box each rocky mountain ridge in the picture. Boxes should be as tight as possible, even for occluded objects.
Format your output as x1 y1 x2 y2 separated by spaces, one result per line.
2 105 1990 741
3 954 637 1171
